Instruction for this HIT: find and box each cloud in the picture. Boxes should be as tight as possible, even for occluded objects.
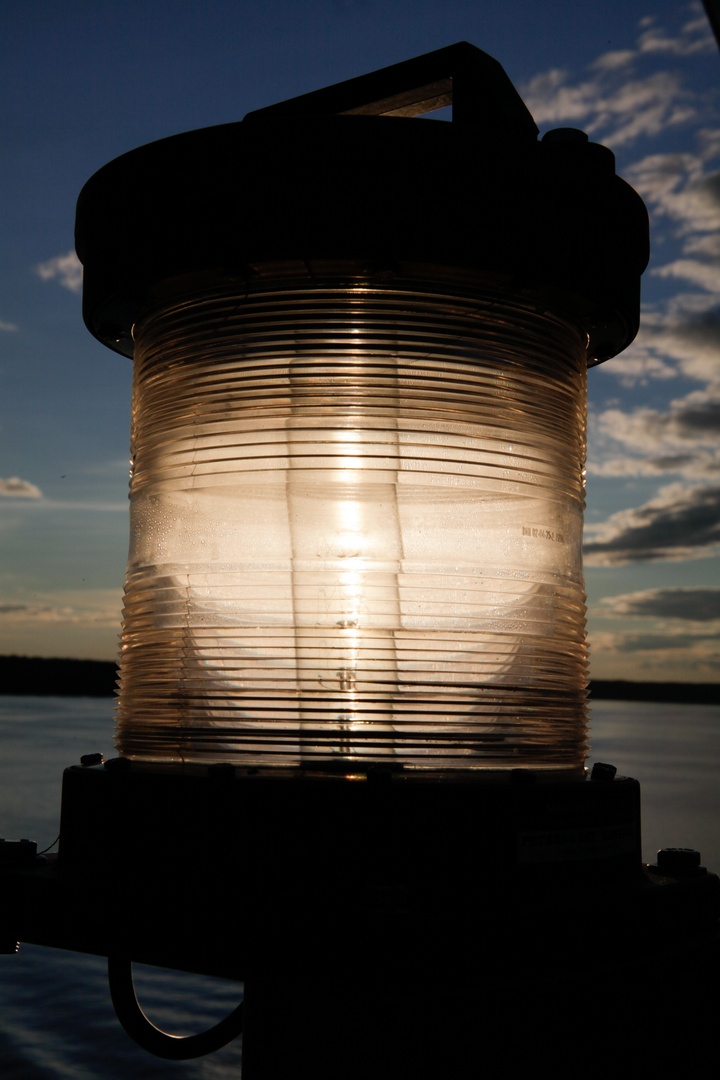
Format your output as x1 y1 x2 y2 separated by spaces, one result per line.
604 297 720 387
80 457 132 477
625 153 720 242
593 74 694 148
34 251 82 294
520 5 715 152
597 343 678 386
522 69 693 148
590 628 720 672
588 453 720 480
0 482 127 514
660 303 720 384
0 590 122 627
617 143 720 364
520 8 717 254
0 603 66 621
598 587 720 621
520 8 720 394
653 258 720 292
584 483 720 564
637 8 715 56
0 476 42 498
597 389 720 450
33 498 127 512
684 232 720 256
521 69 598 126
0 319 18 332
590 51 636 72
607 632 719 652
588 384 720 479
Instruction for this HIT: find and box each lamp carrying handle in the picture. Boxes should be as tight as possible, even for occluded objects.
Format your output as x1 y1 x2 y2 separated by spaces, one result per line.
243 41 539 136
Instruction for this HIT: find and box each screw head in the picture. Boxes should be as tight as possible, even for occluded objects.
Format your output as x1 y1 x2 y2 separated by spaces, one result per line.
542 127 589 143
103 756 131 771
590 762 617 783
80 752 104 767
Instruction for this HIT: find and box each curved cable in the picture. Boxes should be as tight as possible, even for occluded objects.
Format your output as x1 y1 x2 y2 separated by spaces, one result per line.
108 954 243 1060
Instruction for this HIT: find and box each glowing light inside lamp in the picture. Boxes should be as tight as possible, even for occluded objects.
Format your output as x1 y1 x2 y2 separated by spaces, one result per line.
117 280 588 772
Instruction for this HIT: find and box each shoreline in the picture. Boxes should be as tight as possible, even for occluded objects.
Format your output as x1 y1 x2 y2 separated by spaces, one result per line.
0 655 717 705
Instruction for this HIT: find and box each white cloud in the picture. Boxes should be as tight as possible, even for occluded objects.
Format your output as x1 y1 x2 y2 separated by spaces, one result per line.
589 385 720 479
520 3 713 153
638 7 715 55
589 627 720 674
683 233 720 257
698 126 720 160
521 69 595 126
0 476 42 498
522 69 692 148
0 589 122 627
80 457 132 477
520 7 716 207
588 453 720 480
654 259 720 291
5 496 128 512
624 154 720 240
517 6 719 428
593 74 693 148
584 483 720 564
35 250 82 294
590 50 636 72
598 389 720 449
604 295 720 387
591 50 634 72
0 603 77 622
0 484 128 511
0 319 18 332
598 586 720 622
600 340 678 386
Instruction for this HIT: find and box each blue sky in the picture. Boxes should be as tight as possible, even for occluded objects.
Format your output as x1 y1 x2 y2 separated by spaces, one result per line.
1 0 719 681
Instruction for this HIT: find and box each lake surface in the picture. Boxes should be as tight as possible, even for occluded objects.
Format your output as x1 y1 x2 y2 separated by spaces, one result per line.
1 695 718 1078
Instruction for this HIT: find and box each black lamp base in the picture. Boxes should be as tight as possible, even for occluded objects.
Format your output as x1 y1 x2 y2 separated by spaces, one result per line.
2 759 719 1073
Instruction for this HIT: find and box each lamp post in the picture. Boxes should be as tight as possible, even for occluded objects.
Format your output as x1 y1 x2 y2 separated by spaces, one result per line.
2 43 719 1076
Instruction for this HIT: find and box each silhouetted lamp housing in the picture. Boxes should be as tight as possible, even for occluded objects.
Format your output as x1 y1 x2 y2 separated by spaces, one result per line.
76 44 647 775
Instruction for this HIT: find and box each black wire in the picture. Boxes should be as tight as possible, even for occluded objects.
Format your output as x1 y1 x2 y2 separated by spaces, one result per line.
107 955 243 1060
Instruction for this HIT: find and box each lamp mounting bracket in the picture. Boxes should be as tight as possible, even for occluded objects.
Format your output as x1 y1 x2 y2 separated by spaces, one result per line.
243 41 539 136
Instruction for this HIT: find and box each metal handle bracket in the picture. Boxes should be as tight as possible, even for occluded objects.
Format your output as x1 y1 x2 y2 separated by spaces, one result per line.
244 41 538 136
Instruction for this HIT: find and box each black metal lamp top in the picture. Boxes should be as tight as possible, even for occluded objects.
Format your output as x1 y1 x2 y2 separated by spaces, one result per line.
75 42 649 364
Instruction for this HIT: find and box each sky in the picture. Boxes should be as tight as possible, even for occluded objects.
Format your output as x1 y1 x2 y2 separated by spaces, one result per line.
0 0 719 683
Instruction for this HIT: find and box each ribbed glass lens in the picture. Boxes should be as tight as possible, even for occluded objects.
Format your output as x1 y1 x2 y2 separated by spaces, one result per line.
117 279 589 770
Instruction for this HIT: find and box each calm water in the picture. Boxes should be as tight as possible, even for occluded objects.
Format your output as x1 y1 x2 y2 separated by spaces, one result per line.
1 695 719 1078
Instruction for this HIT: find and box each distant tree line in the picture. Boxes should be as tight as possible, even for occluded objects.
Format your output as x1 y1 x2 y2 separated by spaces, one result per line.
0 655 117 697
0 655 717 704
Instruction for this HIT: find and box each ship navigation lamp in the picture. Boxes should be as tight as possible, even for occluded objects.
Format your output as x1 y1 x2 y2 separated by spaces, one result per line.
6 44 717 1078
76 42 646 775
